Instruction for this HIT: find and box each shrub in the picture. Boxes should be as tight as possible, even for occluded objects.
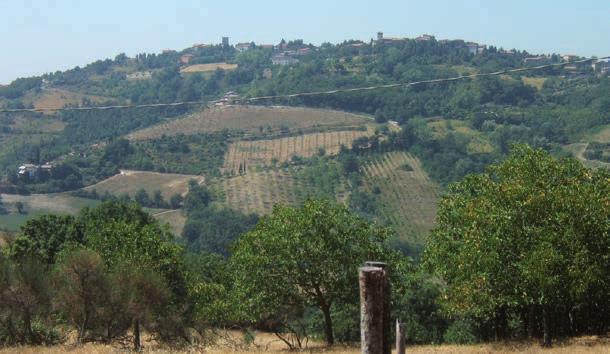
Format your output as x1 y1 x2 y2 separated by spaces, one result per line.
443 319 479 344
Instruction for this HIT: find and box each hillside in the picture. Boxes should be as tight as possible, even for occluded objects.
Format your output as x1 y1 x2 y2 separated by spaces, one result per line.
127 105 371 140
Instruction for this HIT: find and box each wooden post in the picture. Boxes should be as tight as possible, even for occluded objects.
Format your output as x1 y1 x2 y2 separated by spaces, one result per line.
365 261 390 354
396 320 406 354
360 264 388 354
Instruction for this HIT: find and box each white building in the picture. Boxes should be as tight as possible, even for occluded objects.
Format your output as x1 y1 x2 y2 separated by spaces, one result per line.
235 42 252 53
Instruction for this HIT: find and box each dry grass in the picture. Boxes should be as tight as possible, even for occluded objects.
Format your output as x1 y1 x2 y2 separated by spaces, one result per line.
522 76 548 90
588 124 610 143
564 143 610 169
361 151 440 243
22 88 112 112
222 130 372 173
84 170 204 200
0 193 99 215
180 62 238 73
153 209 187 236
127 106 371 141
427 119 494 154
2 334 607 353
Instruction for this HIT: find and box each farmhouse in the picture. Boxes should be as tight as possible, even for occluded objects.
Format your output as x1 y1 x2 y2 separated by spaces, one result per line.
592 58 610 75
562 54 578 62
18 163 53 178
272 53 299 66
180 54 194 64
126 71 152 81
524 56 548 64
466 42 486 55
235 42 252 52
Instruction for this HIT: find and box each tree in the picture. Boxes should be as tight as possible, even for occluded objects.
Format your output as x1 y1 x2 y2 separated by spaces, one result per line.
0 256 50 344
53 248 108 343
134 188 151 207
15 201 25 214
230 199 400 345
11 214 82 264
169 193 183 209
424 145 610 346
152 190 165 208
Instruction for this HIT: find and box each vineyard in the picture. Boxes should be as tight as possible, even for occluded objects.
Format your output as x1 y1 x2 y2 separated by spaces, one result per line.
84 170 203 199
127 105 371 140
214 168 314 215
222 129 372 173
361 151 440 243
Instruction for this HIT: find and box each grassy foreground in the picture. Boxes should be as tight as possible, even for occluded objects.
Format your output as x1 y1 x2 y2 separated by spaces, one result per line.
1 333 607 353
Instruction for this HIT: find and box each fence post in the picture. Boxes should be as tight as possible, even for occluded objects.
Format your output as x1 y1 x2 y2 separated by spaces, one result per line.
396 320 406 354
365 261 390 354
360 263 389 354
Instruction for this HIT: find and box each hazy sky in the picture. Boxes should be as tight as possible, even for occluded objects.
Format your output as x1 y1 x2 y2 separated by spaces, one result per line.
1 0 609 84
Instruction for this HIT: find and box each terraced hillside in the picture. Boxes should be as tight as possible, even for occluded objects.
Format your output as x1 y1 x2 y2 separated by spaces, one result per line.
361 151 440 244
222 129 372 173
127 105 371 140
84 170 204 199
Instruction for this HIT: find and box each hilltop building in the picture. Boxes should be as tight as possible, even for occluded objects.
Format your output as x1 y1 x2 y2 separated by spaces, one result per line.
416 34 435 41
222 36 230 47
235 42 252 52
375 32 408 44
466 42 486 55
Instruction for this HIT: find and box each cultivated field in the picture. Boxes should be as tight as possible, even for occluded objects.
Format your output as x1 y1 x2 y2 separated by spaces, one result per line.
84 170 204 200
361 151 440 243
215 168 309 215
180 62 238 73
223 129 372 173
128 105 371 140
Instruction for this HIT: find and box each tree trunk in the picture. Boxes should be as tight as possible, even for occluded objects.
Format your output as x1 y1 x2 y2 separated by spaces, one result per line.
133 319 141 351
542 305 552 347
23 312 33 344
322 304 334 346
396 320 406 354
360 266 386 354
527 304 535 339
79 310 89 344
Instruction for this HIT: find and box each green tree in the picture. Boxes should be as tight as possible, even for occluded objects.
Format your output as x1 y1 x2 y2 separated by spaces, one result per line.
134 188 151 207
11 215 82 264
230 199 400 345
424 146 610 346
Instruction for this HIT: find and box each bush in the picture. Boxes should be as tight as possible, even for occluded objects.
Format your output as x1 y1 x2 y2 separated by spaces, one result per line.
443 319 479 344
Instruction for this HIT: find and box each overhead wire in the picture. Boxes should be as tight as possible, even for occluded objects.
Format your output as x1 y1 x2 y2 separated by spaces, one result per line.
0 56 607 113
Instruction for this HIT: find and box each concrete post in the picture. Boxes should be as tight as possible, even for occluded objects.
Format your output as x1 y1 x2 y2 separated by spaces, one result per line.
396 320 406 354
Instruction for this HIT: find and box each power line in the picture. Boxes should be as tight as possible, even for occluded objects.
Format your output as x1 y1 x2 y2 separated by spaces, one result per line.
0 56 606 113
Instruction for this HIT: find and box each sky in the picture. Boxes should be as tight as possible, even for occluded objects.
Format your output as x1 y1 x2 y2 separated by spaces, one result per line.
1 0 609 84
